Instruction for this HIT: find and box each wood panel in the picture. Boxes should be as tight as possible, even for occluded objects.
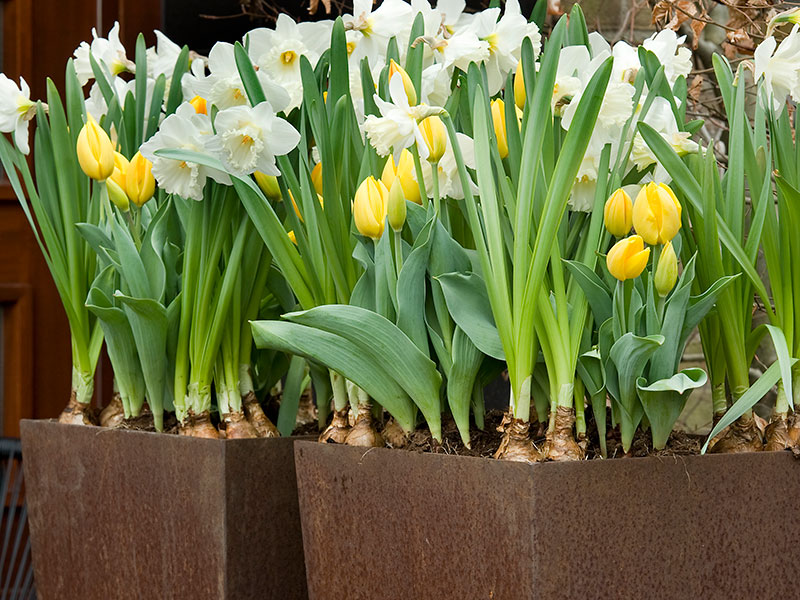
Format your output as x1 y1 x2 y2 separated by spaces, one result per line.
0 0 161 433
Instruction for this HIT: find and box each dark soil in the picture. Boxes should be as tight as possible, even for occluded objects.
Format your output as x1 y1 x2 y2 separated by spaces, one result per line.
119 412 179 434
292 421 320 436
394 410 705 460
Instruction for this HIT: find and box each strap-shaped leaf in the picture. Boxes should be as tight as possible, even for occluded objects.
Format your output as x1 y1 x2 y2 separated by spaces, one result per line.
447 327 483 447
702 360 797 453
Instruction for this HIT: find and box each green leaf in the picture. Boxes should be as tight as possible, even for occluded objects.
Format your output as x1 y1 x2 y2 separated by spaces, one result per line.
702 360 796 453
564 259 612 326
283 305 443 439
637 368 707 450
447 327 483 447
277 355 306 437
437 272 505 360
251 320 416 432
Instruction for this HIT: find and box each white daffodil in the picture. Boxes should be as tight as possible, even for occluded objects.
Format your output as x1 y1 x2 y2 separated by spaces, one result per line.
630 97 697 174
466 0 541 94
440 30 489 72
0 75 36 154
642 29 692 86
754 25 800 114
181 56 211 101
206 102 301 177
345 0 414 68
73 22 134 86
139 103 230 201
551 45 592 114
363 72 444 163
246 16 332 112
204 42 290 113
421 63 452 107
85 76 156 123
420 131 477 199
147 30 183 80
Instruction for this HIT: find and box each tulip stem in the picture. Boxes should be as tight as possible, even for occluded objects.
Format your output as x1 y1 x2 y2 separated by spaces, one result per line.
411 144 429 209
431 160 441 217
393 230 404 275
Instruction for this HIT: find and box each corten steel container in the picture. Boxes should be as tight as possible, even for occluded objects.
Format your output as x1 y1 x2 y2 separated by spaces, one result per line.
295 441 800 600
20 419 308 600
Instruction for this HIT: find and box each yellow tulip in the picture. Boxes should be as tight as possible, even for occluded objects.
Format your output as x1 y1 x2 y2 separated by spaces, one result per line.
76 115 115 181
387 178 407 233
109 152 129 190
606 235 650 281
125 152 156 207
389 59 417 106
353 176 388 240
491 99 508 159
311 162 323 196
254 172 283 201
419 116 446 163
381 149 421 205
189 96 207 115
106 178 130 212
514 61 526 110
654 241 678 297
632 182 682 245
603 188 633 237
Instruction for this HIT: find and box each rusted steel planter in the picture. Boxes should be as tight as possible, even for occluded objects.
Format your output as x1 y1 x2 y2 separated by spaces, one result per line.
20 420 308 600
295 441 800 599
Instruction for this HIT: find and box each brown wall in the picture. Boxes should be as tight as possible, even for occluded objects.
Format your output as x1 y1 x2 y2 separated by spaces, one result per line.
0 0 160 436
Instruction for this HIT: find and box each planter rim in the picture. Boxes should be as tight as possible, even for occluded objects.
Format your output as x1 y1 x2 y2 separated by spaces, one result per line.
294 438 800 471
20 418 315 445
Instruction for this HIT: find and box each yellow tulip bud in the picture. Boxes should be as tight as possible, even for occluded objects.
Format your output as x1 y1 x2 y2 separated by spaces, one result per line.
287 230 297 245
353 176 388 240
491 99 508 159
514 61 526 110
654 241 678 297
109 152 129 190
125 152 156 207
387 178 407 233
603 188 633 237
632 182 682 245
311 162 323 196
606 235 651 281
254 172 283 201
106 178 130 212
77 115 115 181
381 149 421 205
419 116 447 163
189 96 207 115
389 59 417 106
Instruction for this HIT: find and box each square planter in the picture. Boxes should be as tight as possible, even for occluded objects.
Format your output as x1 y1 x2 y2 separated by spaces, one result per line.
295 441 800 599
20 420 308 599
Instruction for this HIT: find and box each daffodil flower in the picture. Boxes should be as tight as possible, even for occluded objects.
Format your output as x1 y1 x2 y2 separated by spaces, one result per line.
0 74 36 154
73 22 134 86
246 15 332 112
754 25 800 114
363 73 444 163
139 103 230 201
207 101 301 177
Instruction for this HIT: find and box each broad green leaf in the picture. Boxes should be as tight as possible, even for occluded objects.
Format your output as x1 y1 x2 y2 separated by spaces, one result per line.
283 305 443 439
637 368 706 450
251 320 416 432
437 272 505 360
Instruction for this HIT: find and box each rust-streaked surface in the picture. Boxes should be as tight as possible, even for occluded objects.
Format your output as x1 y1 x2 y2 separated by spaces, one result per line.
295 441 800 600
20 420 308 599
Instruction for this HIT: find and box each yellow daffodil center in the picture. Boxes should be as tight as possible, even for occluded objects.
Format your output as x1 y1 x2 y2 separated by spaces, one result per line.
281 50 297 65
233 88 244 100
346 41 357 56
